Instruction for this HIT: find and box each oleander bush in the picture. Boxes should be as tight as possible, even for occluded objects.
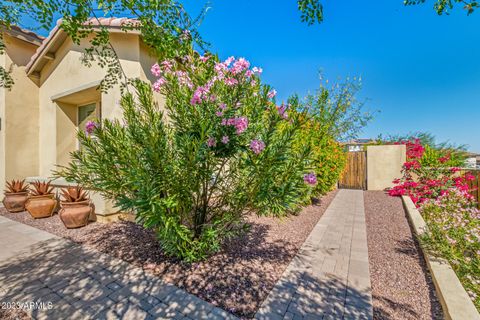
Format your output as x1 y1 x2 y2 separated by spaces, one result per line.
58 52 367 261
420 189 480 310
58 53 321 261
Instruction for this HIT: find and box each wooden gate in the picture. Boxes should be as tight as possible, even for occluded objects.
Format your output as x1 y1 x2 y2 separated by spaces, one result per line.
338 151 367 190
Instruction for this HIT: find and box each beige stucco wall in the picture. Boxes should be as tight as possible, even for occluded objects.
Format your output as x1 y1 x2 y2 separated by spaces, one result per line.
37 33 146 176
367 145 406 190
56 102 77 167
139 41 165 110
0 50 5 196
0 29 165 216
1 34 39 196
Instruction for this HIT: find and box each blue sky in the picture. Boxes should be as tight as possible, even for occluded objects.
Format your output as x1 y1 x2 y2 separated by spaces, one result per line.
182 0 480 152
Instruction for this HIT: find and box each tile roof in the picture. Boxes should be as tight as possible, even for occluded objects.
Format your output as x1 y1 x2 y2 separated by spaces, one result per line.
4 25 45 45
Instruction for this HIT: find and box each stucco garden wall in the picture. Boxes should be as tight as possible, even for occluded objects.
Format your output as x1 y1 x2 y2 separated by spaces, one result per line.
367 145 406 190
2 35 40 195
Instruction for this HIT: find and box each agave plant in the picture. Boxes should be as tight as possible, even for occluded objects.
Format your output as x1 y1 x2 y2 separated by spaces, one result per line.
60 186 89 203
5 179 29 194
31 180 54 196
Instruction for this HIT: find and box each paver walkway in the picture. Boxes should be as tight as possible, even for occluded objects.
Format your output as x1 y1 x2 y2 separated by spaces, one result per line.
1 189 372 320
255 189 373 320
0 215 237 320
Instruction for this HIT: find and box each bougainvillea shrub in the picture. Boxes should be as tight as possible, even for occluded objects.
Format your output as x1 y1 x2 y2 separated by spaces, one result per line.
58 53 321 261
388 139 474 207
420 189 480 310
389 139 479 309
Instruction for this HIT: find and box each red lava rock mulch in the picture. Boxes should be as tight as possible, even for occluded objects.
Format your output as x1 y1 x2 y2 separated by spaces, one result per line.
0 190 337 318
364 191 443 320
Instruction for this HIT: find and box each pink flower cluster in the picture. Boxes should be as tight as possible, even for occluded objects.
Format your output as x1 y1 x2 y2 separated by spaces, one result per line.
304 173 317 185
191 80 216 105
388 139 477 208
85 120 98 135
221 116 248 134
277 104 289 119
250 139 265 154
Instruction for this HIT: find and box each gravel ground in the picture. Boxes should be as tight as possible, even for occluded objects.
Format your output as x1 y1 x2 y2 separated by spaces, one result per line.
0 309 30 320
0 190 336 318
364 191 443 320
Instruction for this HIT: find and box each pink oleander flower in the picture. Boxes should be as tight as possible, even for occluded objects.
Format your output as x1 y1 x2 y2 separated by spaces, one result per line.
231 57 250 74
152 77 167 92
252 66 263 75
224 78 238 86
250 139 266 154
190 85 210 105
221 119 227 125
219 103 227 110
207 137 216 147
151 63 161 77
277 104 288 119
221 135 230 144
224 56 235 66
267 89 277 99
304 173 317 185
85 120 98 135
245 70 254 78
200 54 210 62
161 59 173 72
216 111 223 117
214 62 228 74
191 92 202 105
234 117 248 134
176 71 193 89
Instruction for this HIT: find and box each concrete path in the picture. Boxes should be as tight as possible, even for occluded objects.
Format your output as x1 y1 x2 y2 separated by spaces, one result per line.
0 215 237 320
255 189 373 320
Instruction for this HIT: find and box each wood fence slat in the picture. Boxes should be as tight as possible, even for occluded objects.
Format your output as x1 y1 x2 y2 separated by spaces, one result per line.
338 151 367 190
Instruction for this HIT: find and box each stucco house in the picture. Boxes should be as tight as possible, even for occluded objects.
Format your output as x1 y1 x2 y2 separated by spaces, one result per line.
0 18 163 221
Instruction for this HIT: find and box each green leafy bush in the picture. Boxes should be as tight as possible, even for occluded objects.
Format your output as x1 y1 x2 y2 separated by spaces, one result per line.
420 189 480 309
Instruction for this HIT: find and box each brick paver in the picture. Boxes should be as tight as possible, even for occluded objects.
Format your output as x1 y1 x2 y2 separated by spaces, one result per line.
255 189 373 320
0 216 238 320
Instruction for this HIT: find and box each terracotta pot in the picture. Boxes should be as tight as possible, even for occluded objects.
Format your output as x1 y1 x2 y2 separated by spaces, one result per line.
59 200 94 229
3 192 28 213
25 194 57 219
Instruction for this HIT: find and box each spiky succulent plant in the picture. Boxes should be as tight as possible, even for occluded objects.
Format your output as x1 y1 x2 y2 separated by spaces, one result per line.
60 186 89 202
5 179 29 193
31 180 54 196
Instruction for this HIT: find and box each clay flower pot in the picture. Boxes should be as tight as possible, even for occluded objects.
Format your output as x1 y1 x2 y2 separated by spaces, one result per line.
25 194 57 219
3 192 29 213
59 200 94 229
